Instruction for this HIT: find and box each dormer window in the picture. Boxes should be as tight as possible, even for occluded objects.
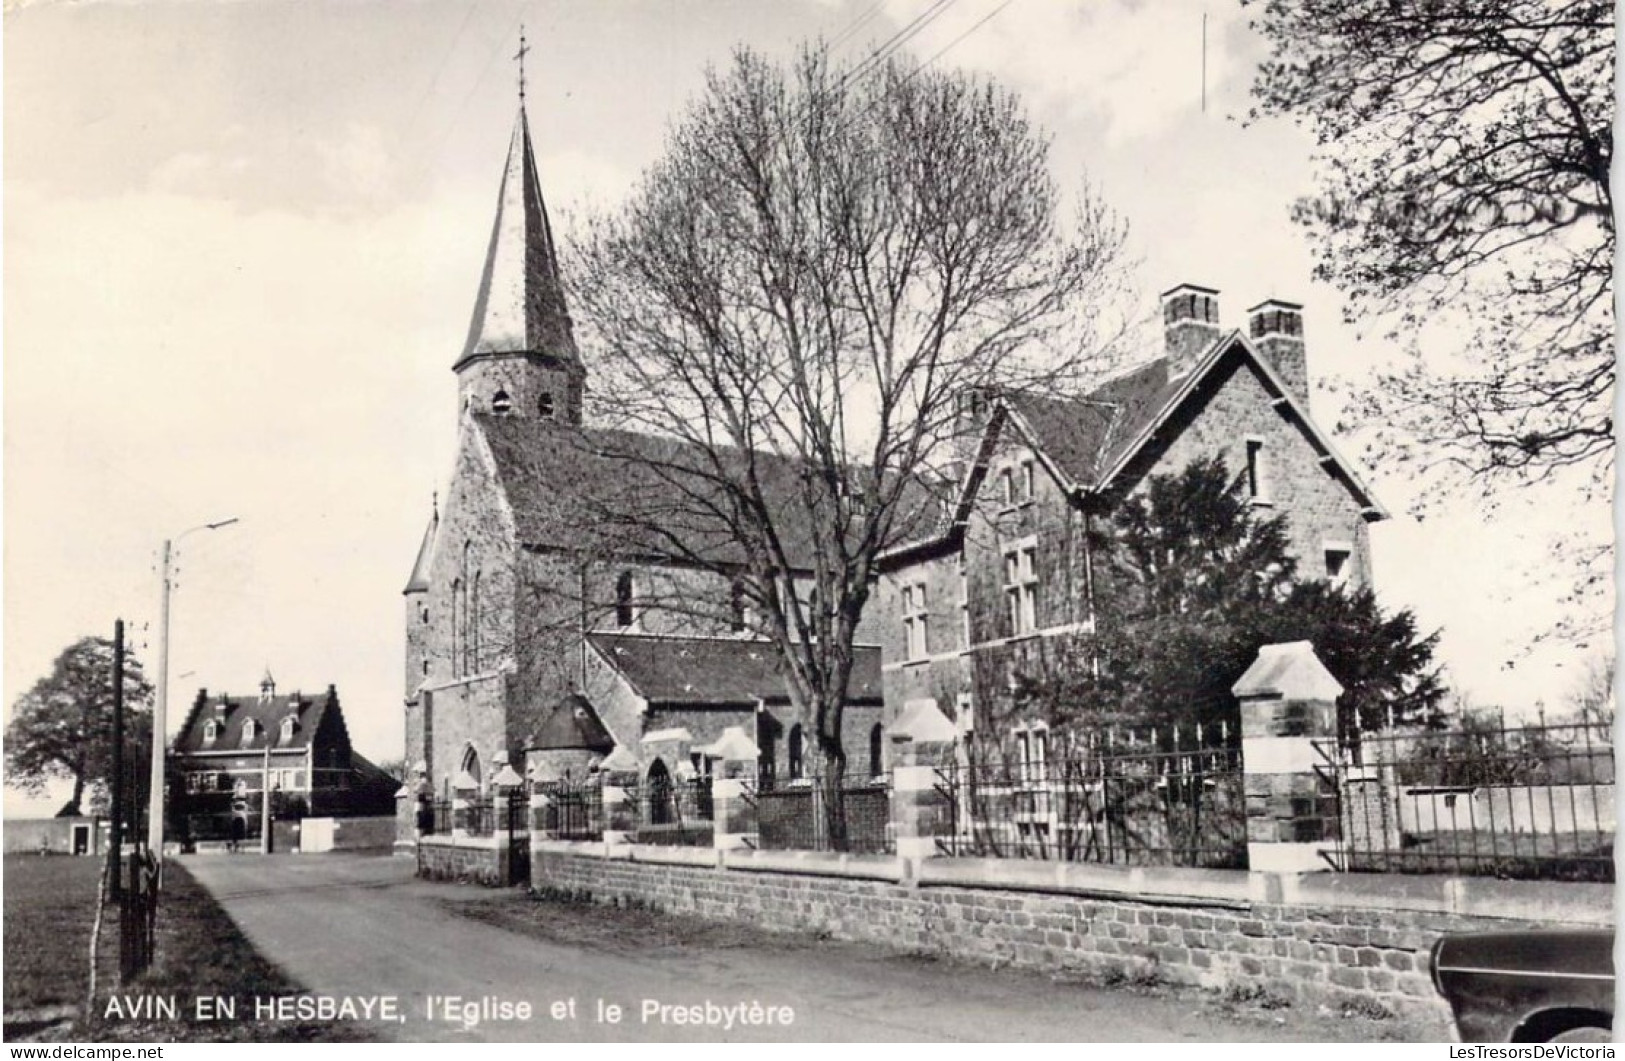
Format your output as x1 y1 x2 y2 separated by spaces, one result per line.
239 718 260 748
280 716 298 743
491 389 512 415
203 720 219 745
538 393 555 419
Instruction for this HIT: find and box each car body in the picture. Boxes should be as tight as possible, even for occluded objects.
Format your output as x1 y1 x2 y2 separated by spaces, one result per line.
1431 928 1614 1042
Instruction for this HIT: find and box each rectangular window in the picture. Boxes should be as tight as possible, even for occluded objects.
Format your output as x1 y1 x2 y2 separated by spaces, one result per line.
1245 438 1268 501
1020 458 1035 501
957 557 970 646
901 582 929 659
999 467 1014 505
1324 546 1352 586
615 571 637 627
1003 542 1039 636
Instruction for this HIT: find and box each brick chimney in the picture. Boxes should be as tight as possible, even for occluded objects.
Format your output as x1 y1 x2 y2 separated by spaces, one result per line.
1161 283 1220 380
1247 299 1306 404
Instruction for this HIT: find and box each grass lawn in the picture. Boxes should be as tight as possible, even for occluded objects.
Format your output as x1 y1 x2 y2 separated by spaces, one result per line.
3 855 104 1019
3 855 373 1042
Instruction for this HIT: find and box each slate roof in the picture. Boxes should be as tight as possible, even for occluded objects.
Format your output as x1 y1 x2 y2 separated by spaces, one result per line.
403 510 437 594
457 105 579 371
478 415 879 571
531 692 615 752
174 686 342 755
1003 357 1178 489
588 632 884 707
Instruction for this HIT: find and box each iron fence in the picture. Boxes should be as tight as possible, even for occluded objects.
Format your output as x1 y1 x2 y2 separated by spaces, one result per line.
631 776 714 846
938 725 1246 868
755 768 893 854
1330 720 1614 881
539 779 603 841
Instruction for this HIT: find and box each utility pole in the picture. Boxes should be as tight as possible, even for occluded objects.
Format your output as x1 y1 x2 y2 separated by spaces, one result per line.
261 744 272 855
147 541 172 857
109 619 125 898
148 518 240 859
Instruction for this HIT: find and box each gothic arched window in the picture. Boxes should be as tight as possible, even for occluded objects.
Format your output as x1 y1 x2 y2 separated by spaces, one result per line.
450 578 462 678
788 724 804 781
470 570 482 673
646 760 674 825
491 389 512 415
538 393 555 419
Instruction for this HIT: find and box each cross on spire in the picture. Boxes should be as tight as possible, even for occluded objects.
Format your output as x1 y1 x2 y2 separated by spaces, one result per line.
514 27 531 103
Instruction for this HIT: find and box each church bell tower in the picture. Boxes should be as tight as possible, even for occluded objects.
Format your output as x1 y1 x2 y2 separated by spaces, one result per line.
454 83 585 425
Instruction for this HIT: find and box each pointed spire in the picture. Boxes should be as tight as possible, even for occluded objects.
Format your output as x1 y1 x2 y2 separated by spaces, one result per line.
260 668 276 701
456 104 578 370
403 502 438 595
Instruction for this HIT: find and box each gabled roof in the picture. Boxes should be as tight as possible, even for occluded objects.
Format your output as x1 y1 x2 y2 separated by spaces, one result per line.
587 632 884 708
457 105 579 371
1002 357 1178 491
477 415 848 571
173 685 344 756
935 332 1385 536
530 692 615 752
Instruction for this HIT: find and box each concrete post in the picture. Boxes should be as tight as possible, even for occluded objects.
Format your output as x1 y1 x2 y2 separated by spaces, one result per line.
451 769 478 840
701 726 760 852
1232 641 1344 873
889 699 959 866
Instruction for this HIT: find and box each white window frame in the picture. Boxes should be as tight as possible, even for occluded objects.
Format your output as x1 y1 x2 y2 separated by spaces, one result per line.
901 581 929 660
1014 722 1050 785
1002 539 1039 636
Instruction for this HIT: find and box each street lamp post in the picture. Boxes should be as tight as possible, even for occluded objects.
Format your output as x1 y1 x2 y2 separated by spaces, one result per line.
147 518 240 857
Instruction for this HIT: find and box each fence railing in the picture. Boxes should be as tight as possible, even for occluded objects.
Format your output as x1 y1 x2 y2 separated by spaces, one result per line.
937 726 1246 869
1331 720 1614 882
540 780 603 841
629 777 714 846
755 769 893 854
419 795 529 838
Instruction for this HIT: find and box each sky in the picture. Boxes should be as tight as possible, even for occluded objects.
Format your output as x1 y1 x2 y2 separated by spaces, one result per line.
4 0 1613 816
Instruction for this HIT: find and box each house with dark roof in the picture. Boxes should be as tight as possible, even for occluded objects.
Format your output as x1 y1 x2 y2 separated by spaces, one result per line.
171 672 397 847
400 103 888 831
874 282 1387 742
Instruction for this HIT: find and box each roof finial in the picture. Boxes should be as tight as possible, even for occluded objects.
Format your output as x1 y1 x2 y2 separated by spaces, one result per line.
514 26 530 104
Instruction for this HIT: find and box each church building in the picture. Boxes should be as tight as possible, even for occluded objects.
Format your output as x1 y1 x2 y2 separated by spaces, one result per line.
400 102 887 820
402 93 1387 839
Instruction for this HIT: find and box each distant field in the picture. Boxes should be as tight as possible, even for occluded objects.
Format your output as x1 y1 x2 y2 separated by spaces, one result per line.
3 854 105 1018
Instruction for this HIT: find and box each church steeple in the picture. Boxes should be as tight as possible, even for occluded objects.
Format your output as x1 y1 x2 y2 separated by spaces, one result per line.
455 85 585 424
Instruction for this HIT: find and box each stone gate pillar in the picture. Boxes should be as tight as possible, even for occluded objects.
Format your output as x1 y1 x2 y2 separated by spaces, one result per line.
589 746 638 848
889 699 958 866
703 726 760 852
451 770 478 840
1232 641 1344 873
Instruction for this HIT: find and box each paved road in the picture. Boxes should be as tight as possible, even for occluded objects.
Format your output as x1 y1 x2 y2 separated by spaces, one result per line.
182 853 1390 1043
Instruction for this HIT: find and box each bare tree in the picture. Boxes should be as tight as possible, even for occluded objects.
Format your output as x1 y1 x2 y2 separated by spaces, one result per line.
564 45 1131 848
1245 1 1614 639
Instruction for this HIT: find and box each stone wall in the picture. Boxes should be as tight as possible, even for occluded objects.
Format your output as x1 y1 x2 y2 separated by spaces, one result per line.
532 843 1610 1035
417 836 506 886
